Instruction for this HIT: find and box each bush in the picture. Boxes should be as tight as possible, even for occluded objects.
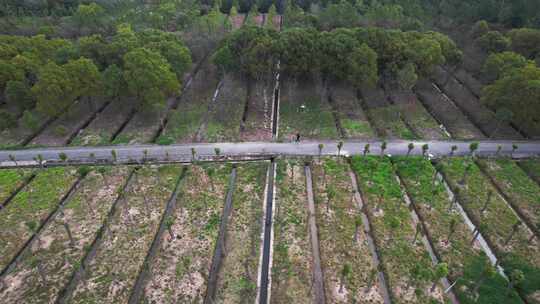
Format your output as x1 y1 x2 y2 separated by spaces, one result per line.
77 166 92 177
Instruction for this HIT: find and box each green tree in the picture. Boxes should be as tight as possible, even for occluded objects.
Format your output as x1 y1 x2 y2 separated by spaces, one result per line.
431 263 448 292
73 3 105 31
5 80 34 111
32 61 76 117
482 51 528 82
102 64 127 100
347 44 378 88
123 48 180 111
476 31 510 53
64 57 103 110
397 63 418 91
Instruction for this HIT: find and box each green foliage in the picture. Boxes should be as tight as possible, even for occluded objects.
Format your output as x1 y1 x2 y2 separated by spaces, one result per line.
73 3 105 31
123 47 180 110
476 31 511 53
21 110 39 131
32 61 75 117
482 51 528 82
5 80 34 111
0 110 16 131
507 28 540 59
482 62 540 132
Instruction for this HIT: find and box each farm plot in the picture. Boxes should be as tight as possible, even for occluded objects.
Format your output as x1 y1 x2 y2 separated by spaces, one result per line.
158 62 220 144
0 109 48 149
142 163 231 303
271 160 313 303
0 168 33 206
203 73 247 142
279 78 338 141
430 67 522 139
351 156 443 304
476 159 540 237
312 158 384 303
69 99 135 146
0 167 78 271
240 78 274 141
0 166 130 303
30 98 107 147
328 84 374 139
214 162 266 303
414 79 484 140
394 157 521 303
438 158 540 303
518 159 540 185
359 87 416 140
69 165 183 303
112 97 176 145
386 90 449 140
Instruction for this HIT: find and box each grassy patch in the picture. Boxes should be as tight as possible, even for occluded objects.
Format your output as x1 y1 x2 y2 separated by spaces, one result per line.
271 160 312 303
0 167 78 270
215 162 266 303
369 106 417 140
1 167 130 303
0 168 33 204
394 156 520 303
351 156 440 303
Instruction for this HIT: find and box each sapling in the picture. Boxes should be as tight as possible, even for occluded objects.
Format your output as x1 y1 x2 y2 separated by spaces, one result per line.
504 221 522 246
508 269 524 295
142 149 149 163
448 218 457 241
354 215 362 243
511 144 518 158
207 167 216 191
459 163 472 185
450 145 458 156
481 190 493 212
214 147 221 157
165 216 175 239
407 143 414 156
191 148 196 161
471 222 487 245
496 145 502 156
469 142 479 157
318 143 324 160
339 263 351 293
380 141 387 156
413 222 422 244
111 149 117 163
63 220 75 248
337 141 344 158
59 152 68 163
422 144 429 157
431 263 448 292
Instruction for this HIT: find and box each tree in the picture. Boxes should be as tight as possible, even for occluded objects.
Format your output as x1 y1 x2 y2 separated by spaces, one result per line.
431 263 448 292
471 20 490 38
354 215 362 242
265 4 277 29
0 110 16 131
64 57 103 110
413 222 422 244
482 52 528 82
471 222 487 244
32 61 76 117
5 80 34 111
21 110 39 131
512 144 518 157
482 63 540 133
476 31 511 53
73 3 105 32
347 44 378 88
472 261 496 299
58 152 67 164
407 143 414 156
318 143 324 160
276 27 318 78
111 150 117 163
214 148 221 157
397 63 418 91
363 144 370 157
102 64 127 101
191 148 196 161
123 48 179 111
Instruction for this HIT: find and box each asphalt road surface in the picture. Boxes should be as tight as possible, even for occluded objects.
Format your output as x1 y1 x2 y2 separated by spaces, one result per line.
1 140 539 167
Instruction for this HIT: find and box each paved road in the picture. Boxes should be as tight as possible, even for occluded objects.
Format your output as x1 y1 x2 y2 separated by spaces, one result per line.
1 140 539 167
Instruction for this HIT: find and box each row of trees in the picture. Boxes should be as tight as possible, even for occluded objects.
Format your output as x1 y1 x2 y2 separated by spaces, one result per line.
0 25 191 131
213 26 462 89
471 23 540 134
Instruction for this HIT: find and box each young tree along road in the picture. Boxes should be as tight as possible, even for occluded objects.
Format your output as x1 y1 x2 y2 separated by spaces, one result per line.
0 140 539 167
